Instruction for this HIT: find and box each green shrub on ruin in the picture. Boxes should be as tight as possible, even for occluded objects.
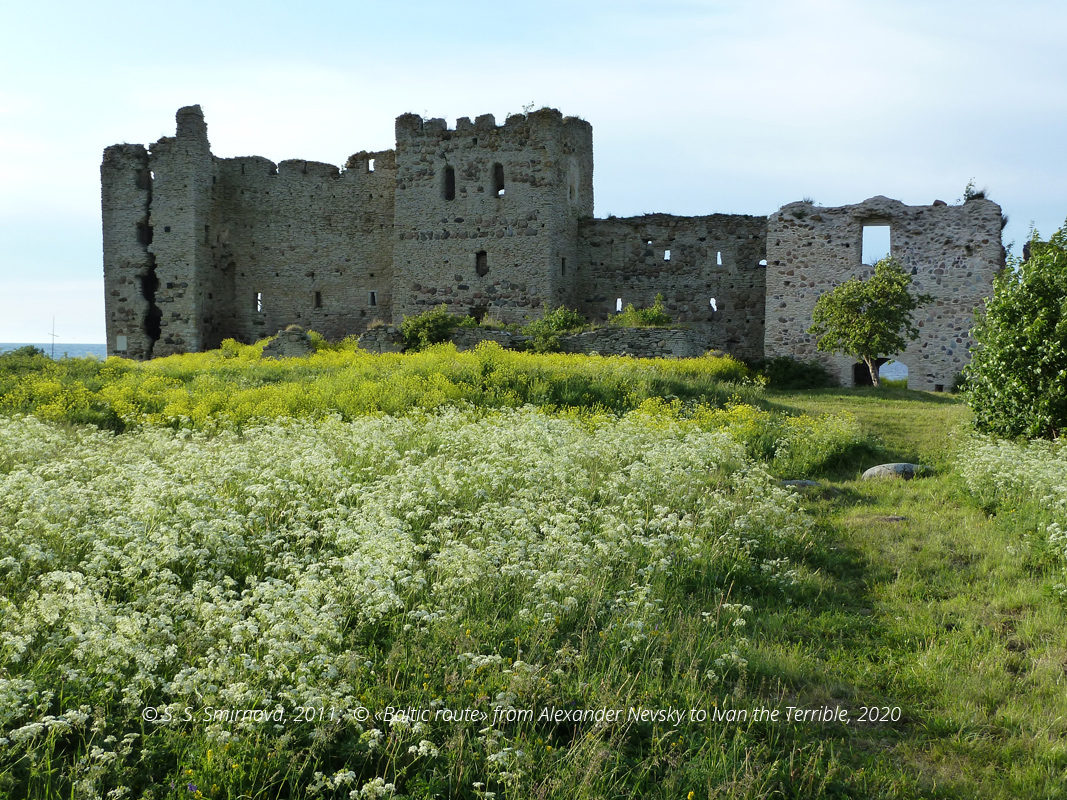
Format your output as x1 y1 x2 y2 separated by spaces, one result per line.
400 304 463 351
611 294 672 328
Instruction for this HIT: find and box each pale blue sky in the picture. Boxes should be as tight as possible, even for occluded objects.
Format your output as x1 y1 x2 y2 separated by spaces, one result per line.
2 0 1064 342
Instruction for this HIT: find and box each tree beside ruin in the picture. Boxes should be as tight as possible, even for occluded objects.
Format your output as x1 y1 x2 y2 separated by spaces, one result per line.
808 256 932 387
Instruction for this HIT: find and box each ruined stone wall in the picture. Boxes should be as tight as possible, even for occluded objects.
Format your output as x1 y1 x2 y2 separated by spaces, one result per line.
143 106 215 357
209 149 395 346
765 196 1004 390
576 214 767 359
101 144 155 359
391 109 593 325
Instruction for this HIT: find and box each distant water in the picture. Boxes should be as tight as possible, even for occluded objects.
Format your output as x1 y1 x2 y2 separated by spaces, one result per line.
0 343 108 360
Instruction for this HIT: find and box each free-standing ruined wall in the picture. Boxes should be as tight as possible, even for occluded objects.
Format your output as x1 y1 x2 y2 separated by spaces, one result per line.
765 196 1005 390
391 109 593 325
576 214 767 359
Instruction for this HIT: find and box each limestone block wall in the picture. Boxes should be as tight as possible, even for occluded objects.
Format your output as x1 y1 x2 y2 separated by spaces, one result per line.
557 327 704 358
208 149 395 346
101 144 155 359
392 109 593 325
576 214 767 359
765 196 1004 390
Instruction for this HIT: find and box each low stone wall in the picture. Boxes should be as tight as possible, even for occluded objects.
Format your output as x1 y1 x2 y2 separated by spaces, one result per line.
356 326 405 354
448 326 705 358
262 329 314 359
557 328 703 358
450 328 531 351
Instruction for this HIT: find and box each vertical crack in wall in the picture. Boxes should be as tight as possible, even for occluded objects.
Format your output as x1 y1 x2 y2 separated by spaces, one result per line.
140 255 162 358
138 174 161 358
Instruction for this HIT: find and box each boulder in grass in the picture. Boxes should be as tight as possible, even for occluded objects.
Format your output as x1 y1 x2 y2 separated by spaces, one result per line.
780 479 821 488
861 463 929 481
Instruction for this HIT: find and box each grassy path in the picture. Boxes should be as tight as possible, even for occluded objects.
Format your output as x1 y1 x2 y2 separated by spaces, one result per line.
750 390 1067 798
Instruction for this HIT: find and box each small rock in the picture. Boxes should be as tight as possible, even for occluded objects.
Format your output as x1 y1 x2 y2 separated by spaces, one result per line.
780 479 821 488
861 463 930 481
875 515 907 522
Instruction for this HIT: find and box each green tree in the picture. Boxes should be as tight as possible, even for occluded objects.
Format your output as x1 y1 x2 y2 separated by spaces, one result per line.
808 256 932 387
964 223 1067 439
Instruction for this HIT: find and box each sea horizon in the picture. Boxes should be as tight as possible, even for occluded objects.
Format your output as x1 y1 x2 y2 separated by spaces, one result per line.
1 342 108 360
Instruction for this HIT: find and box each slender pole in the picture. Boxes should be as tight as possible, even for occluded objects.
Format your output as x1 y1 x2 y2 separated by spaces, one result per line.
49 316 57 359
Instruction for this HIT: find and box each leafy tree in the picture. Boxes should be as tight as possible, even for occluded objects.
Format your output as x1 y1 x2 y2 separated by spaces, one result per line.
964 223 1067 439
808 257 932 387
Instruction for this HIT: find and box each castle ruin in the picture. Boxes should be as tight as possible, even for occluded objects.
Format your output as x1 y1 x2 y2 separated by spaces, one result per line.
102 105 1005 390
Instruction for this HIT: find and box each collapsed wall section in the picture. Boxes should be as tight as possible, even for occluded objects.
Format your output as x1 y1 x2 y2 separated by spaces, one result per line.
765 196 1005 390
102 144 156 359
576 214 767 358
392 109 593 324
209 149 395 345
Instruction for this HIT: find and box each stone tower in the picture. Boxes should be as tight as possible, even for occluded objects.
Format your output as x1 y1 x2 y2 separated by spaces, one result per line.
391 108 593 323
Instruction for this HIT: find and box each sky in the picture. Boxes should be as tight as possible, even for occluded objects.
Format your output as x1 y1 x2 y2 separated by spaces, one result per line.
2 0 1064 343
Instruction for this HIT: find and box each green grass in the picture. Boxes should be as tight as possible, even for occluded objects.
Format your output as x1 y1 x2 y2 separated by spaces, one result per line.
2 348 1065 798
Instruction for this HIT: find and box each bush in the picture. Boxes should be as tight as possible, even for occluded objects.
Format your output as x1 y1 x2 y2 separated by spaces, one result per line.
611 294 672 328
400 304 462 351
965 222 1067 439
749 357 837 390
521 306 587 353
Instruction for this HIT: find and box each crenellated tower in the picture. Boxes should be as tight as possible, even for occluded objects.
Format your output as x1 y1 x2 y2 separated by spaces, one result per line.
391 108 593 323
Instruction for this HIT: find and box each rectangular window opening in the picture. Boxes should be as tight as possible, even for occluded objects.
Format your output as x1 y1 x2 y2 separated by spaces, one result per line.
492 163 505 197
862 225 891 265
314 291 322 308
716 251 722 266
368 158 375 173
255 292 263 313
561 257 566 276
369 291 378 307
443 166 456 201
616 297 623 313
664 249 671 261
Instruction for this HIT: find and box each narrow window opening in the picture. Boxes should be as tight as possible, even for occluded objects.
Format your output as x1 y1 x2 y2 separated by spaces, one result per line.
645 239 652 246
616 298 623 313
443 166 456 201
862 225 891 264
476 250 489 277
561 257 567 276
369 291 378 307
115 335 128 352
716 251 723 266
368 158 375 172
759 259 768 266
204 225 210 244
492 163 505 197
255 292 263 313
664 249 671 261
164 226 171 233
314 291 322 308
709 297 718 312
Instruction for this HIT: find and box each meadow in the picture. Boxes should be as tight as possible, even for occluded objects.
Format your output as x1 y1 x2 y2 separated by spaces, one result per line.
1 342 1065 799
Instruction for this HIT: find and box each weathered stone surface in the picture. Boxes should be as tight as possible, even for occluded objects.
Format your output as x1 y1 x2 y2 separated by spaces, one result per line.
357 326 404 354
261 328 314 359
765 196 1004 391
103 109 1003 380
861 463 929 481
780 479 821 488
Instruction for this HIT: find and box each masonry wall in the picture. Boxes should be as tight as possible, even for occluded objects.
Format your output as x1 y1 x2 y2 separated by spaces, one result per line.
101 144 155 359
208 149 395 346
576 214 767 358
391 109 593 325
765 196 1005 390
